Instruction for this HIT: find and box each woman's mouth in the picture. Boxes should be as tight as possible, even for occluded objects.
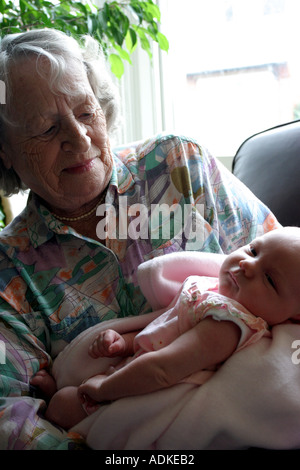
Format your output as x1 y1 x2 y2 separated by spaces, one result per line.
64 157 98 175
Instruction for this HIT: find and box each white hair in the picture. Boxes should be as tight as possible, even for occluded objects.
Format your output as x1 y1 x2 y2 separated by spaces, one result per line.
0 28 121 195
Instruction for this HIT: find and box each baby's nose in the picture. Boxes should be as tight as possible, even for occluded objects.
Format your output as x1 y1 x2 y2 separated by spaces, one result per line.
239 259 256 278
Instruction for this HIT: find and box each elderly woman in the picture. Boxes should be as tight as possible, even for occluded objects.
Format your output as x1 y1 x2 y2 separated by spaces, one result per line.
0 28 278 449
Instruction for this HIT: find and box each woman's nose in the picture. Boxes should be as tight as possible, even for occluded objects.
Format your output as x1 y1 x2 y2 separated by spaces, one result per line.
61 119 91 153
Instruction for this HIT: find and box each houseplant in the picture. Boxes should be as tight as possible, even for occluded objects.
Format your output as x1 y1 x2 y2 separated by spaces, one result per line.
0 0 169 78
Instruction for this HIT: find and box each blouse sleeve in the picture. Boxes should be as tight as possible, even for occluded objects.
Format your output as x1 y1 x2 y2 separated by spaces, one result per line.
0 295 86 449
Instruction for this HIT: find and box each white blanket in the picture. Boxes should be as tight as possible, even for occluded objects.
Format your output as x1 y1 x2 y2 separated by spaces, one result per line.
53 313 300 450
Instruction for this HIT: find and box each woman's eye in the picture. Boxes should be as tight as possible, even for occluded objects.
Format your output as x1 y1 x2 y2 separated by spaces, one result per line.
41 126 56 137
79 112 94 121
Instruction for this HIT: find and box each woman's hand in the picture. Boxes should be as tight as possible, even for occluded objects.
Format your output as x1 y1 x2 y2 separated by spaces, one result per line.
78 374 108 406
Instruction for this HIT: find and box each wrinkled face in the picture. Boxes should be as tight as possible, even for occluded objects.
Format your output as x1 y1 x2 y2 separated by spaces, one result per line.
219 228 300 325
0 56 113 212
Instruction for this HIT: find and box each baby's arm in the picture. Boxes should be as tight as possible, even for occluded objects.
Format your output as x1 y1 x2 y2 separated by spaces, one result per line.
139 251 227 283
138 251 227 309
79 318 240 403
163 251 227 278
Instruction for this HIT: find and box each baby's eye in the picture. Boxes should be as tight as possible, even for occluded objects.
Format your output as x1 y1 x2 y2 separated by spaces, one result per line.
265 273 276 290
249 245 257 256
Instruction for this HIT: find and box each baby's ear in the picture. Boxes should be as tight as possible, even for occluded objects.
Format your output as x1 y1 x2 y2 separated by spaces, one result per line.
292 312 300 323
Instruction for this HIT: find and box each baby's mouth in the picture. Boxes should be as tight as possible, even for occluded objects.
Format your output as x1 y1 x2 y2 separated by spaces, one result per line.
229 268 239 288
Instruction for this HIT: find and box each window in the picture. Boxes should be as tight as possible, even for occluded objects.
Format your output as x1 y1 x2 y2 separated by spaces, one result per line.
156 0 300 157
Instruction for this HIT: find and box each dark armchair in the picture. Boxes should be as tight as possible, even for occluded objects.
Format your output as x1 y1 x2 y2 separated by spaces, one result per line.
232 120 300 227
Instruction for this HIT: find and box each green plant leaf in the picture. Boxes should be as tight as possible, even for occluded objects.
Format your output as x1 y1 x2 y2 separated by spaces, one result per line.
114 44 132 64
0 0 169 78
109 52 124 78
157 31 169 52
145 2 161 22
133 25 152 58
125 28 137 53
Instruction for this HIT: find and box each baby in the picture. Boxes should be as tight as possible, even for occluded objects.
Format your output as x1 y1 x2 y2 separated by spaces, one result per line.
31 226 300 429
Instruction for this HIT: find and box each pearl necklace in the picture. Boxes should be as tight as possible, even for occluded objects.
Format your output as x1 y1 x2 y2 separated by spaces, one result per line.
52 190 107 222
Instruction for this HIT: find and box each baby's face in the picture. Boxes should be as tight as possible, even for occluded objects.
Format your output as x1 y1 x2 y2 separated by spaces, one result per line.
218 228 300 325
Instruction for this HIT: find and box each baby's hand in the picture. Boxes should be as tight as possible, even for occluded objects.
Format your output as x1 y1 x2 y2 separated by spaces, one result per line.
89 329 126 358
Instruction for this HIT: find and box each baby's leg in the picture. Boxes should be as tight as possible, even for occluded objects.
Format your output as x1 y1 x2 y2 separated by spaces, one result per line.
46 386 87 429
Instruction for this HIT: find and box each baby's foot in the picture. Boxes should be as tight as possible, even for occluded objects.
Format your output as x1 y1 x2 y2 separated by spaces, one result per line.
30 369 57 398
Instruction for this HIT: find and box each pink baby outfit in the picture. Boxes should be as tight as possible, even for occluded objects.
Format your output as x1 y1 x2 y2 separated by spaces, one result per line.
135 254 270 384
135 275 269 352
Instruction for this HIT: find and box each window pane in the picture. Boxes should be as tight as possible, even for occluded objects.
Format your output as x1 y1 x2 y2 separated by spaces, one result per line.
159 0 300 155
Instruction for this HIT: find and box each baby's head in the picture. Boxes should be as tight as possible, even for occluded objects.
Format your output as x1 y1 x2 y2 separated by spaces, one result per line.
219 227 300 325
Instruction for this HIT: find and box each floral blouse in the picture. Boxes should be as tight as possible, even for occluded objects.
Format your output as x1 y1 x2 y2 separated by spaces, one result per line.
0 133 279 449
